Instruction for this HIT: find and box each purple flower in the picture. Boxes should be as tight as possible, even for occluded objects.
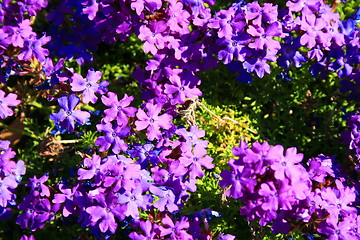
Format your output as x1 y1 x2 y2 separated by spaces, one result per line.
129 220 160 240
176 125 208 148
127 143 160 168
277 37 307 68
159 215 192 239
138 21 169 55
50 94 91 133
217 33 252 64
180 144 214 178
18 35 51 63
318 216 356 240
150 186 178 212
20 235 36 240
135 103 173 141
0 176 18 207
18 0 47 16
71 69 106 104
101 92 137 125
103 161 141 192
247 22 282 51
268 145 303 181
78 154 105 181
26 174 50 197
243 50 277 78
300 13 327 49
130 0 162 16
86 193 126 233
94 123 130 154
52 183 82 217
307 154 335 182
164 69 202 105
0 90 21 119
81 0 99 20
3 19 34 48
117 187 152 218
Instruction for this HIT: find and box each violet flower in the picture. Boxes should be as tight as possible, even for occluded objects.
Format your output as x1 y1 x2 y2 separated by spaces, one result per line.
101 92 137 125
135 103 173 141
0 90 21 119
71 69 106 104
86 193 126 233
50 94 91 133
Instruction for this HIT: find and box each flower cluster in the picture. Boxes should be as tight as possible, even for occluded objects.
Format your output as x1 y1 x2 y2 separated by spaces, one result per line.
0 140 26 220
341 111 360 164
0 0 359 239
219 141 360 238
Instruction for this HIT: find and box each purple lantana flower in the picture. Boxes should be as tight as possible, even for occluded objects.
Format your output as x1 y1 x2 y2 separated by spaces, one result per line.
50 94 91 133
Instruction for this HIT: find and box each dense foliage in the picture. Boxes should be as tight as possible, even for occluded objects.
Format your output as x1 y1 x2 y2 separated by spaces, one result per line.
0 0 359 239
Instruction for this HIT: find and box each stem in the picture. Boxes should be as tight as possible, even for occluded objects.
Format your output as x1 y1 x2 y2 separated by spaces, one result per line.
0 121 41 139
58 139 81 144
197 101 258 135
26 101 52 112
80 103 96 112
197 102 226 124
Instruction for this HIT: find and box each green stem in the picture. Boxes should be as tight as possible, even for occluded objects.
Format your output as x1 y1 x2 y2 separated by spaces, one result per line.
26 101 51 112
0 121 41 139
80 103 96 112
59 139 81 144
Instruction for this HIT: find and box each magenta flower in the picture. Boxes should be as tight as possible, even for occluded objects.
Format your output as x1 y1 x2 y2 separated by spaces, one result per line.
0 90 21 119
